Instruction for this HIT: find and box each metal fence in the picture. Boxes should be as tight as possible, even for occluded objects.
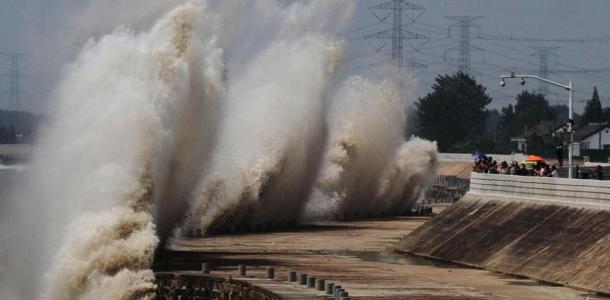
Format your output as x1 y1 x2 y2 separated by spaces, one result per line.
423 175 470 204
155 273 280 300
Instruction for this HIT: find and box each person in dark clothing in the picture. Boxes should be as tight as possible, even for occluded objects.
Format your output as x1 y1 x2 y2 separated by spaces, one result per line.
556 145 564 167
519 164 529 176
582 168 590 179
596 165 604 180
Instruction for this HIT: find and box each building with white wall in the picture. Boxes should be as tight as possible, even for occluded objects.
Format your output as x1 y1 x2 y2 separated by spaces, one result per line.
575 123 610 150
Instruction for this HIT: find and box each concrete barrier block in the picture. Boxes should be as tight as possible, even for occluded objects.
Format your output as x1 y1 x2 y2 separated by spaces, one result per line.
333 285 342 297
325 282 334 295
288 271 297 282
238 265 246 277
266 267 274 279
335 289 344 299
201 263 210 274
316 278 325 291
307 277 316 288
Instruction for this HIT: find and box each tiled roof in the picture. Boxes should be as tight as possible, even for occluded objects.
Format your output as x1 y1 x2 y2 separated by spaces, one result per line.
574 123 609 141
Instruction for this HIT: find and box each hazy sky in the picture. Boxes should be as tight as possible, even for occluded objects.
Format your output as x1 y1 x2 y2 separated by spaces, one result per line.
2 0 610 113
349 0 610 112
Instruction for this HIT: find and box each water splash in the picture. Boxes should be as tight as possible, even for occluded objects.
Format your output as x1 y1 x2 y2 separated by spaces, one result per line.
0 1 438 299
20 3 218 299
305 76 438 220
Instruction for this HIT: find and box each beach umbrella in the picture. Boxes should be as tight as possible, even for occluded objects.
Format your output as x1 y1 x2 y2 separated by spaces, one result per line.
524 155 545 162
473 151 486 160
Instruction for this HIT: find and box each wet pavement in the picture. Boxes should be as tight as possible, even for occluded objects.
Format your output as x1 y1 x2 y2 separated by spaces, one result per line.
165 217 607 299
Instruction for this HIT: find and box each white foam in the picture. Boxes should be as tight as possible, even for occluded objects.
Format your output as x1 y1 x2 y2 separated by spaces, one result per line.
0 1 438 299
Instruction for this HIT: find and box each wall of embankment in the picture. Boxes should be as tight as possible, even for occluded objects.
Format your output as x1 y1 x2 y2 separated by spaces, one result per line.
399 172 610 294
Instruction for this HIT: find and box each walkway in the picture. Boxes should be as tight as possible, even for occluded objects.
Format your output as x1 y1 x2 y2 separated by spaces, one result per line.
165 217 604 299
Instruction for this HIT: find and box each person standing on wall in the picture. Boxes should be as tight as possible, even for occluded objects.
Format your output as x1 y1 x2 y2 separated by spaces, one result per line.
556 145 564 167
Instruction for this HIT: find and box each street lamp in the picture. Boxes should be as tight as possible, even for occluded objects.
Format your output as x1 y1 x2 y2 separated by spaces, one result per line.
500 72 575 179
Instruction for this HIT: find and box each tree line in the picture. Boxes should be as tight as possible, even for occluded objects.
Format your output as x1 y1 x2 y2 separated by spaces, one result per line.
414 72 604 155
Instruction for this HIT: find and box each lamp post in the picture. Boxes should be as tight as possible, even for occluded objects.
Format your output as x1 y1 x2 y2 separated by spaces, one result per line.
500 72 575 179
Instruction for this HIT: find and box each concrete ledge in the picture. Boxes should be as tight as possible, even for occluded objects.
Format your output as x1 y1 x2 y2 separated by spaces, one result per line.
470 172 610 209
439 153 525 162
400 174 610 294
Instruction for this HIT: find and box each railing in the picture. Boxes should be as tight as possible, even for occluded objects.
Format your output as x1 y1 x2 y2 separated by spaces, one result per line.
468 172 610 209
434 175 470 190
438 153 525 163
155 273 281 300
423 175 470 204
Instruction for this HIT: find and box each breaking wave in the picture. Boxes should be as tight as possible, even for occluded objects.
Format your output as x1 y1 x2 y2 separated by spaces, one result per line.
0 1 437 299
305 77 438 220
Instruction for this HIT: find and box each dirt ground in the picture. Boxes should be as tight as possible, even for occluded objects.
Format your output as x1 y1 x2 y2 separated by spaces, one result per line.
167 217 606 299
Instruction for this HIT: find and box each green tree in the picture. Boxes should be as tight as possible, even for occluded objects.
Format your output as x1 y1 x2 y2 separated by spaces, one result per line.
579 86 603 128
513 90 555 127
415 72 492 152
495 104 518 152
495 91 556 153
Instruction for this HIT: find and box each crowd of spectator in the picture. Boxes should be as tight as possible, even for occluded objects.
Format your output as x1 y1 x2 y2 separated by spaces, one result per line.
473 154 606 180
473 156 559 177
575 165 604 180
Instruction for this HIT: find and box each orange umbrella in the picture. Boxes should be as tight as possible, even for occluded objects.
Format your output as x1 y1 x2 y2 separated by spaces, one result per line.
525 155 545 162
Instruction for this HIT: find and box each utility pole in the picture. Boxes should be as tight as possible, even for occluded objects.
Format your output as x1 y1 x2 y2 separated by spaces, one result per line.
444 16 485 74
530 46 559 97
501 73 575 178
366 0 428 70
0 52 25 110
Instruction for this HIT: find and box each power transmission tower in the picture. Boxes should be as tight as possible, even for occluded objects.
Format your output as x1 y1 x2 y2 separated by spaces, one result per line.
444 16 485 74
530 46 559 97
0 52 25 110
365 0 429 70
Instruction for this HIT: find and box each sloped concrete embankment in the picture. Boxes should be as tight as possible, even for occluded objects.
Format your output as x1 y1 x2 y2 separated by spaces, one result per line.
399 172 610 294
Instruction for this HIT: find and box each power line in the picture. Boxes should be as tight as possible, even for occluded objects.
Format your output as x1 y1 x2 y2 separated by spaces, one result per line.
529 46 560 96
443 16 485 74
417 15 610 78
480 33 610 43
365 0 429 70
479 41 610 82
0 52 26 110
341 21 384 37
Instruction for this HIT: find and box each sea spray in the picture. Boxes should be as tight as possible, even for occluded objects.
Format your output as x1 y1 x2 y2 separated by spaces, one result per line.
151 7 225 242
306 76 406 218
182 36 343 234
376 137 439 214
29 3 214 299
0 1 440 299
177 0 356 235
305 76 438 220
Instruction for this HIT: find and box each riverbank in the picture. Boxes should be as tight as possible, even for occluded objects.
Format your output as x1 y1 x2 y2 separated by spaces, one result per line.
161 217 600 299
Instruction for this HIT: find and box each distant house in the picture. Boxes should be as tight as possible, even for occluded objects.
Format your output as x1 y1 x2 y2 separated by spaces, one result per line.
510 136 527 153
574 123 610 150
510 121 565 154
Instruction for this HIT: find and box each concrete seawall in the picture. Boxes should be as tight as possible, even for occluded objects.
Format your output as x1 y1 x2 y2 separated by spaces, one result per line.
399 172 610 294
